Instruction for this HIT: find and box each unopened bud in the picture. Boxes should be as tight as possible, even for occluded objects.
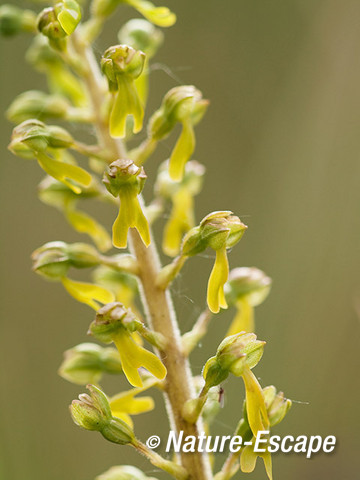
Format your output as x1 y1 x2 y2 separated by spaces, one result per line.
225 267 272 307
216 333 266 376
200 211 247 251
9 120 73 157
32 241 100 280
263 386 292 427
7 90 70 124
118 19 163 58
149 85 206 141
70 384 112 431
0 5 36 37
59 343 122 385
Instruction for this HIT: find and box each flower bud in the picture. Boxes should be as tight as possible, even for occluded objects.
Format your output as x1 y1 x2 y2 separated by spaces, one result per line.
71 385 135 444
32 241 71 280
59 343 122 385
37 7 67 51
103 159 150 248
9 120 92 194
263 386 292 427
216 333 266 375
90 302 139 343
0 5 36 37
7 90 70 124
37 1 81 50
70 384 112 431
9 120 74 155
200 211 247 250
96 465 158 480
32 241 100 280
118 19 163 58
225 267 272 308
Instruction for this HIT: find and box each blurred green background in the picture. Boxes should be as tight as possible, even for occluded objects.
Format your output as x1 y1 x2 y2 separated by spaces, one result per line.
1 0 360 479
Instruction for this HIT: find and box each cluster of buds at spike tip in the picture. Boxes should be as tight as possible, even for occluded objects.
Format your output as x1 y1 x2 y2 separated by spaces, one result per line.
89 302 167 387
224 267 272 335
70 384 135 445
38 177 112 252
32 241 115 310
26 36 87 106
37 0 81 51
201 333 269 438
96 465 158 480
101 45 145 138
92 0 176 28
118 19 163 104
182 211 248 313
148 86 209 181
59 342 123 385
155 160 205 256
0 5 37 37
8 120 92 194
103 159 150 248
237 386 292 480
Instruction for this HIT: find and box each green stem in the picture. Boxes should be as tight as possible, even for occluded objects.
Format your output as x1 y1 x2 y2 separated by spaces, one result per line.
71 32 213 480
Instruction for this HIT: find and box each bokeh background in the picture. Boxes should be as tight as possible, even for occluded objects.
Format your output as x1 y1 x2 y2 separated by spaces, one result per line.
1 0 360 479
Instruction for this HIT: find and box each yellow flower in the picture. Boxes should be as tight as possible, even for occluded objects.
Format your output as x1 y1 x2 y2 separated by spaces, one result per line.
227 298 254 336
163 187 194 256
103 159 150 249
155 160 205 257
101 45 145 138
241 439 273 480
109 378 157 426
207 245 229 314
181 212 248 313
112 328 166 387
225 267 272 335
241 365 269 437
62 277 115 310
125 0 176 27
90 303 167 387
149 86 208 181
240 386 291 480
